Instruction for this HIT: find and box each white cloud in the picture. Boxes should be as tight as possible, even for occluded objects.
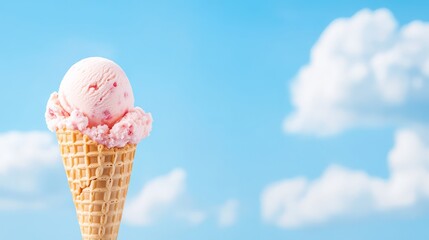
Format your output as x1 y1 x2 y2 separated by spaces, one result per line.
261 128 429 228
0 198 45 211
0 131 59 193
124 169 244 227
0 131 59 174
124 168 206 226
285 8 429 135
178 210 207 225
124 168 186 225
218 199 239 227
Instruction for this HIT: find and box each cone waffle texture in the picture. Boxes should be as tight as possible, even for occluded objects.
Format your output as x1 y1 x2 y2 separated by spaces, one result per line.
56 129 136 240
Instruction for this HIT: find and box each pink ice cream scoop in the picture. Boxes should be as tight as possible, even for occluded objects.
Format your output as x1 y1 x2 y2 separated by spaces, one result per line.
58 57 134 127
45 57 152 148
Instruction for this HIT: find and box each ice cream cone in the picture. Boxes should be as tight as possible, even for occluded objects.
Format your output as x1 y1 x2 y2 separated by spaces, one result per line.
56 129 136 240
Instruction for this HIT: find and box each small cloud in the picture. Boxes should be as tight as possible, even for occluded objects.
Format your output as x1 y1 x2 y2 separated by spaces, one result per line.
124 168 186 226
284 8 429 136
178 210 206 225
0 131 59 193
0 198 45 211
0 131 59 174
123 169 241 227
261 128 429 228
218 199 239 227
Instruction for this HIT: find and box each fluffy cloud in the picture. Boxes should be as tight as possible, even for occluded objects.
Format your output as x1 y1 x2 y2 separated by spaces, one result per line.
124 168 206 226
284 8 429 135
124 169 242 227
178 210 207 225
0 131 59 192
124 168 186 225
261 128 429 228
0 131 59 173
218 199 239 227
0 198 45 211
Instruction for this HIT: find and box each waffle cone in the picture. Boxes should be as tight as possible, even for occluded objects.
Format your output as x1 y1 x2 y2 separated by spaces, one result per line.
56 129 136 240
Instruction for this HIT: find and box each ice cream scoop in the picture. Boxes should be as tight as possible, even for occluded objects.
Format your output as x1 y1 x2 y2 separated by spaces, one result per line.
58 57 134 127
45 57 152 148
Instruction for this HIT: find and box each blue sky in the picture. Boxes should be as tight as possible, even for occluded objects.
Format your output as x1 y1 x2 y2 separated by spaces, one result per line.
1 1 429 239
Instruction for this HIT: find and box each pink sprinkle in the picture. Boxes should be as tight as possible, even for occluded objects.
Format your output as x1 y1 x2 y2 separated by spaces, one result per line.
113 82 117 87
124 92 129 98
88 83 99 90
128 125 134 135
103 110 112 120
48 109 55 117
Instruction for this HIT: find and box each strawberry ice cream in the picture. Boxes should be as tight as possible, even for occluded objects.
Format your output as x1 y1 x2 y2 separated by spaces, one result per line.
45 57 152 148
